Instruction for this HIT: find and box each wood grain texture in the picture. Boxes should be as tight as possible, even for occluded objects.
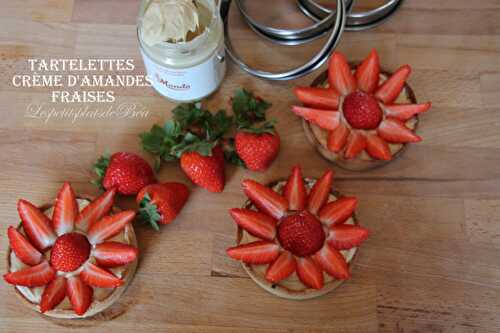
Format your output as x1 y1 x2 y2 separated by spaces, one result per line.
1 0 500 332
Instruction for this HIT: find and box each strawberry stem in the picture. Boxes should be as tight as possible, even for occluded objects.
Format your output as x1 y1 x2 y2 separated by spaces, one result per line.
138 193 161 231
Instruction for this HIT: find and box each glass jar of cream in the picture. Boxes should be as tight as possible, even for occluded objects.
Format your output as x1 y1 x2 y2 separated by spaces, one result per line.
137 0 226 102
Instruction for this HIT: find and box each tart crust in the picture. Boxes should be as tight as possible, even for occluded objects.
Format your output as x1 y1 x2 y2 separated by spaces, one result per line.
302 67 420 171
236 178 359 300
6 195 138 319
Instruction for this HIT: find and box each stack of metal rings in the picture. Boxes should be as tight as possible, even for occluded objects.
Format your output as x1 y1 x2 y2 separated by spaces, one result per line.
220 0 404 80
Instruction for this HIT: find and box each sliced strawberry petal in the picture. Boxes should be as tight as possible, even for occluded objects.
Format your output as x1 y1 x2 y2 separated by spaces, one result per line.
226 241 280 265
3 261 55 287
7 226 43 266
293 87 340 109
76 188 116 231
265 251 296 283
375 65 411 104
307 170 334 215
384 102 431 121
312 244 350 280
242 180 288 220
229 208 276 241
52 182 78 236
344 130 367 159
66 275 93 316
319 196 358 226
365 134 392 161
328 225 370 250
80 262 123 288
40 276 66 313
291 106 340 131
87 210 136 245
17 199 56 251
327 123 350 153
328 52 357 95
296 257 324 289
283 166 307 211
93 242 138 268
377 118 422 143
355 49 380 94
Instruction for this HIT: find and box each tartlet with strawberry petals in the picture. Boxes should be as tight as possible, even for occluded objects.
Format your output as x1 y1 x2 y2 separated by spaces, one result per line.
4 183 138 319
226 166 369 300
293 49 431 171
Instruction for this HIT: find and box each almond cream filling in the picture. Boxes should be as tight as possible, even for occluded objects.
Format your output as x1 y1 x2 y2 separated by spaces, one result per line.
10 199 132 308
239 180 357 292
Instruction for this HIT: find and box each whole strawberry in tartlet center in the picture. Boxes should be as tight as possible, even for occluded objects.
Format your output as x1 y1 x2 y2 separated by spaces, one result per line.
342 91 383 130
277 211 325 257
50 232 91 272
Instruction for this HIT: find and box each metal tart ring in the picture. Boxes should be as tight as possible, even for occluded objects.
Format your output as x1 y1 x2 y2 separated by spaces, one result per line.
298 0 405 31
221 0 346 80
233 0 354 46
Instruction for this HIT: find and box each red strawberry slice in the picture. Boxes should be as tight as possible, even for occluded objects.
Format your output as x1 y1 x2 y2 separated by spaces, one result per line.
327 123 350 153
283 166 306 211
66 276 93 316
226 241 280 265
296 257 324 289
328 52 357 95
17 199 56 251
377 118 422 143
328 225 369 250
229 208 276 241
312 244 350 280
375 64 412 104
319 196 358 226
293 87 340 110
93 242 138 267
291 106 340 131
80 262 123 288
355 48 380 94
52 182 78 236
265 251 296 283
344 130 367 159
384 102 431 121
3 261 55 287
242 180 288 220
365 134 392 161
40 276 66 313
76 188 116 231
87 210 136 245
7 226 42 266
307 170 334 215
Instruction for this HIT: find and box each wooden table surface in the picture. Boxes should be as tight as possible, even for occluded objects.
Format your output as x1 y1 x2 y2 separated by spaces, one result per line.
1 1 500 332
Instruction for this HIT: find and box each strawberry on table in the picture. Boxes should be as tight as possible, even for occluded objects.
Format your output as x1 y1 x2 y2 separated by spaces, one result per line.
137 182 190 230
140 104 232 192
93 152 156 195
229 89 280 172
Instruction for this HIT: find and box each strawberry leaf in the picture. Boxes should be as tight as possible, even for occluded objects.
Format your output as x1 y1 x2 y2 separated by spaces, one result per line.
222 138 246 167
232 88 271 129
138 193 161 231
92 152 110 189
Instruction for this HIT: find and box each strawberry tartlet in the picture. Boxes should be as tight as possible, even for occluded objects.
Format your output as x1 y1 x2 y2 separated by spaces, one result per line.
293 49 431 171
4 183 138 318
226 166 369 299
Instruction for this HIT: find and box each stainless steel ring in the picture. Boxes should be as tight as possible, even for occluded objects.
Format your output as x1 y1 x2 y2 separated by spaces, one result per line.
232 0 353 46
298 0 404 31
220 0 346 80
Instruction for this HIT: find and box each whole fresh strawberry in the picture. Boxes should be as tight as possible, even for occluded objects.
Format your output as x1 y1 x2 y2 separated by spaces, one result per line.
93 152 156 195
140 104 232 192
234 131 280 171
180 145 225 193
137 182 190 230
230 89 280 171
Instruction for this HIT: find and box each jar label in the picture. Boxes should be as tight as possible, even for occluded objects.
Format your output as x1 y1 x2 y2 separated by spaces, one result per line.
141 44 226 102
